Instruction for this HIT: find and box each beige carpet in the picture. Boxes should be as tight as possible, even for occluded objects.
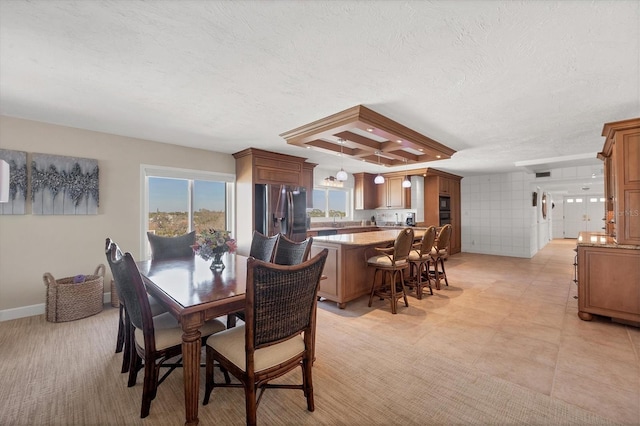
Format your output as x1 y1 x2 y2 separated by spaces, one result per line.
1 303 618 425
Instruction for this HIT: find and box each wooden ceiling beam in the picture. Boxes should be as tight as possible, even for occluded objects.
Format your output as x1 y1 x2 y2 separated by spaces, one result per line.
280 105 457 167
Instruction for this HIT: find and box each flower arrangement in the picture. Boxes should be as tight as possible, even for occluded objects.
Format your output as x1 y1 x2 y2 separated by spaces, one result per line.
191 229 237 260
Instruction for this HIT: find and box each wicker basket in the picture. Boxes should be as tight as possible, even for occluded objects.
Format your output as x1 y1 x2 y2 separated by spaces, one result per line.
43 264 105 323
110 279 120 308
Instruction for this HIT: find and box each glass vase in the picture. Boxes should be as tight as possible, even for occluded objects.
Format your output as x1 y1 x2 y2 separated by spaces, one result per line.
209 252 225 271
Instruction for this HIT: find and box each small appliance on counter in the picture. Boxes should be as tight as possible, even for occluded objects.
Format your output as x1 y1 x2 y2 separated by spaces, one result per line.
405 212 416 226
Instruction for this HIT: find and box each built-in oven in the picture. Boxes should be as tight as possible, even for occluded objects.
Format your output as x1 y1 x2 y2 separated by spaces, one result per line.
439 196 450 211
439 211 451 226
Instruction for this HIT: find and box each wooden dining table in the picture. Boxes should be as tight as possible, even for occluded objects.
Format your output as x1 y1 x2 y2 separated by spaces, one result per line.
137 252 247 426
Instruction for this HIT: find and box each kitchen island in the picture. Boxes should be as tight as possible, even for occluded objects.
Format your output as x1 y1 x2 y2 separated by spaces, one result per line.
310 228 426 308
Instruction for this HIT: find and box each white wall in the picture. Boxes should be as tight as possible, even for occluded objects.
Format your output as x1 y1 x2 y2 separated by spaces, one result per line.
0 116 235 320
461 172 536 258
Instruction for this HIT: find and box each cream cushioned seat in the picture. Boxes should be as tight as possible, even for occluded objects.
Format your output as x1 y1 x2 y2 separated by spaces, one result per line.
134 312 225 351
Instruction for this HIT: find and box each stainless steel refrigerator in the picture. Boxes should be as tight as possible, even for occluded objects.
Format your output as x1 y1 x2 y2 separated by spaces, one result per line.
255 184 308 242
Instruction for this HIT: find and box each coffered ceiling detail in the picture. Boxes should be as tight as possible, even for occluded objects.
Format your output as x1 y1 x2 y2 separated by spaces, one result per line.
280 105 456 167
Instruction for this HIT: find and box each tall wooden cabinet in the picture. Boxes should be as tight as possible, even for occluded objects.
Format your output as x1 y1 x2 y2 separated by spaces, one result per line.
600 118 640 246
576 117 640 324
423 169 462 255
233 148 315 255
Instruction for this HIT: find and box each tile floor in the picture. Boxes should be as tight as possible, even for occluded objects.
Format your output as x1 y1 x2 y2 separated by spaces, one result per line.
318 239 640 424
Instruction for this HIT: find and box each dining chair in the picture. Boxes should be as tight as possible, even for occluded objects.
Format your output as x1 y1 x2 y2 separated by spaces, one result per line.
367 227 414 314
249 230 279 262
273 234 313 265
228 231 280 328
406 226 437 299
108 239 164 374
114 231 196 371
146 230 196 260
203 249 328 426
105 238 226 418
429 224 452 290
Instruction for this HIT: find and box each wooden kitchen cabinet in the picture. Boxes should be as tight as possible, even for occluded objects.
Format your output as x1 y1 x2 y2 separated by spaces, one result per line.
575 118 640 324
353 172 378 210
376 173 410 209
600 118 640 246
233 148 311 255
302 162 317 208
424 169 462 254
576 233 640 323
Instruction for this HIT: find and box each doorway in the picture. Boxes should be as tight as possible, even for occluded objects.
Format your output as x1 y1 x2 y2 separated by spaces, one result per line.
563 195 605 238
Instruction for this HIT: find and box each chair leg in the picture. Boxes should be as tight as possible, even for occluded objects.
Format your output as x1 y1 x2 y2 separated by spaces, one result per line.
368 268 381 307
203 347 215 405
121 308 132 373
116 303 125 353
302 358 315 412
400 272 409 308
127 328 140 387
424 261 433 295
389 271 397 314
140 357 157 418
226 314 237 328
245 384 258 426
439 257 449 286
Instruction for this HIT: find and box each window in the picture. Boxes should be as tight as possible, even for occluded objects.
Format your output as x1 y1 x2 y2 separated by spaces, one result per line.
309 187 350 219
142 165 234 258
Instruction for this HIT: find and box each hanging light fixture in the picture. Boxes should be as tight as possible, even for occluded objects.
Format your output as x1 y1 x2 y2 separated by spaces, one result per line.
402 158 411 188
374 151 385 184
335 138 348 182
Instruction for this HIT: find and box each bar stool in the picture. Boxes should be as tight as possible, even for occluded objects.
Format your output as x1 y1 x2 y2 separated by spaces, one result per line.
406 226 437 299
429 224 451 290
367 228 414 314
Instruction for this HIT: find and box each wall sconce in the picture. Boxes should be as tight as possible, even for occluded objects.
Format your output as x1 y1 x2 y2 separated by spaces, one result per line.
0 159 9 203
323 176 344 188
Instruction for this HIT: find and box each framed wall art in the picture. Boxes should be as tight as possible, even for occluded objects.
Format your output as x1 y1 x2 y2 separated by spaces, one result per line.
31 153 99 215
0 149 28 215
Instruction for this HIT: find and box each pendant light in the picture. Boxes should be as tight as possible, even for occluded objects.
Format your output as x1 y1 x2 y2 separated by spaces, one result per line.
374 151 385 184
401 158 411 188
335 138 348 182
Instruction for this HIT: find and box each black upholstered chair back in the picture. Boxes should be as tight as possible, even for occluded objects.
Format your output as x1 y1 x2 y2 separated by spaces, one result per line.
105 238 154 348
249 231 279 262
147 231 196 260
273 234 313 265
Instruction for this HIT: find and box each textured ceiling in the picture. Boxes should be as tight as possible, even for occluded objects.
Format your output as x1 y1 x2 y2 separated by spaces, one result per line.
1 1 638 188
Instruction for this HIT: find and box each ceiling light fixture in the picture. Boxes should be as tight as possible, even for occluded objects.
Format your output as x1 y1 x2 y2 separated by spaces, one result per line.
402 159 411 188
335 138 348 182
374 151 385 184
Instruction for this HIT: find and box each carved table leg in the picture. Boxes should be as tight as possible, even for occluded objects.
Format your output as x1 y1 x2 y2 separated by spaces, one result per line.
182 320 203 425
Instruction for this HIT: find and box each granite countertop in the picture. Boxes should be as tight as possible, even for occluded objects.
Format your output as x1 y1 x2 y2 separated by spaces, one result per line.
313 229 425 246
577 232 640 250
310 225 379 232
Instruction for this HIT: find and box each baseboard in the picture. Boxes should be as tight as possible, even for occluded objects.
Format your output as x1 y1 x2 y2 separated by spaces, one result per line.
0 293 115 322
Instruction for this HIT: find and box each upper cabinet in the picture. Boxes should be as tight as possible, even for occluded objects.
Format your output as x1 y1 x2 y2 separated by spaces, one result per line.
375 173 410 209
599 118 640 246
353 172 378 210
302 162 317 208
